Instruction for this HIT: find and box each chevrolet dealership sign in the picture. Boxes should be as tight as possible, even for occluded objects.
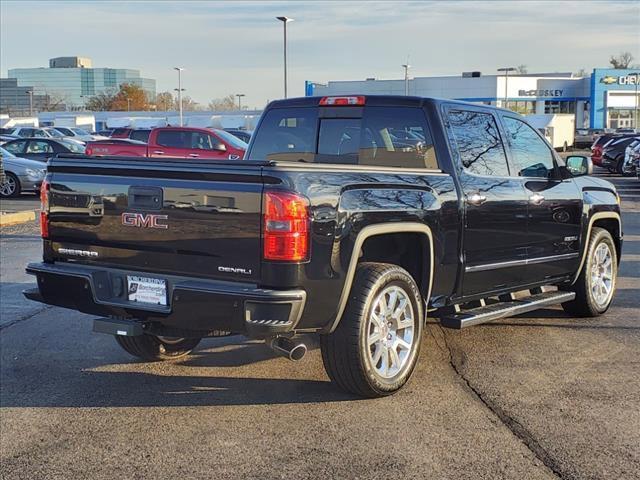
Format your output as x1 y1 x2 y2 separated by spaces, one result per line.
600 73 640 85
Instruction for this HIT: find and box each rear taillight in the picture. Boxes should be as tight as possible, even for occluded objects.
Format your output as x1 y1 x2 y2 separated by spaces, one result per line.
85 145 93 156
40 179 50 239
263 191 309 262
319 96 365 106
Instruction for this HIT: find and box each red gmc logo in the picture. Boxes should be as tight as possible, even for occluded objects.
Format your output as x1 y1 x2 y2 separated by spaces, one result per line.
121 212 168 229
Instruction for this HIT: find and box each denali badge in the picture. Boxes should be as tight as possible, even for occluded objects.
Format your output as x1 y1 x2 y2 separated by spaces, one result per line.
218 266 253 275
59 248 98 258
122 212 168 229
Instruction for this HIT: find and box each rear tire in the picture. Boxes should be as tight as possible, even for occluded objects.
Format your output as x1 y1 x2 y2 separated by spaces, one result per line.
320 262 424 398
115 334 201 361
561 227 617 317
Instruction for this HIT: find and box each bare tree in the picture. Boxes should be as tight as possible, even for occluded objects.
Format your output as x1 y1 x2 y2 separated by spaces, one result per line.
39 90 69 112
516 65 528 74
609 52 634 69
208 94 236 111
155 91 174 111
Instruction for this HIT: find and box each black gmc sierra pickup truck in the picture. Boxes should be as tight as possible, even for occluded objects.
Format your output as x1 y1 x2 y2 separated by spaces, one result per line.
25 96 622 397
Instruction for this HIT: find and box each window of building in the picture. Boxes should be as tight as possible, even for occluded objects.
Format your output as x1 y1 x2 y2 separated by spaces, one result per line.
545 101 576 114
503 116 555 178
505 101 535 115
447 110 509 176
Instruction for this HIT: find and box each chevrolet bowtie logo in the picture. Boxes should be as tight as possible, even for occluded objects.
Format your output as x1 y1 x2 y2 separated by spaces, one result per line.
600 76 618 85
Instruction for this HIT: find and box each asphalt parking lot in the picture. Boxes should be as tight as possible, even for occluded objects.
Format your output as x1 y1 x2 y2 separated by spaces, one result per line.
1 169 639 479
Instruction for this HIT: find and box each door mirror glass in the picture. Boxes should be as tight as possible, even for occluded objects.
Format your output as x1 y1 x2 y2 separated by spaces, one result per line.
214 143 227 152
566 155 592 176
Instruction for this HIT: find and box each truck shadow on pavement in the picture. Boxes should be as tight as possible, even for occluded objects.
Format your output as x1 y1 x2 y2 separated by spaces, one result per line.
0 336 358 408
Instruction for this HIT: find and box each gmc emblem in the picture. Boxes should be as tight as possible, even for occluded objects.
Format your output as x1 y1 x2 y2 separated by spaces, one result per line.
121 212 168 229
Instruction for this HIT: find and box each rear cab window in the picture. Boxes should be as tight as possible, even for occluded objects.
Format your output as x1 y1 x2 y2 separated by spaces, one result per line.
247 105 438 169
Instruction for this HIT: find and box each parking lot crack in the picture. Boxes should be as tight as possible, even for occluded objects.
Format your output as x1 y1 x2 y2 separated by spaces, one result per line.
0 305 52 332
436 324 566 479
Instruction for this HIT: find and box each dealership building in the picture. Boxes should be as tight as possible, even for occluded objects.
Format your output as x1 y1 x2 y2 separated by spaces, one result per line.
307 68 640 129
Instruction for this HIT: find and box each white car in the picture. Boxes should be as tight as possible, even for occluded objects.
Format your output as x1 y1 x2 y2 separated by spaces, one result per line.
6 127 52 138
51 126 108 142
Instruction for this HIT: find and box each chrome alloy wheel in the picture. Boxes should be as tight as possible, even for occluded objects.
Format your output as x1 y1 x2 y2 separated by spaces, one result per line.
367 285 415 379
590 243 614 307
0 175 16 197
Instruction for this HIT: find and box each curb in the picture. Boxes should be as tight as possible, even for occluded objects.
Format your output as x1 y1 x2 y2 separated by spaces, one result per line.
0 210 38 227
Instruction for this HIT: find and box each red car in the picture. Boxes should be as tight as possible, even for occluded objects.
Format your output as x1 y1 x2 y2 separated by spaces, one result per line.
86 127 247 160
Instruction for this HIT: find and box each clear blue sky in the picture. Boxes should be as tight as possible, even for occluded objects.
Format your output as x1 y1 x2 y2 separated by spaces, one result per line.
1 0 639 108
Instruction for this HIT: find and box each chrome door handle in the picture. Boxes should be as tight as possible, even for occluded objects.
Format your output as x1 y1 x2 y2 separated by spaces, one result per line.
529 193 545 205
467 193 487 206
153 150 164 155
189 153 199 157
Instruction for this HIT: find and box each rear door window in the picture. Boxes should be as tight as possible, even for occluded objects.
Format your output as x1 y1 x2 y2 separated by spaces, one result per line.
26 141 55 154
447 109 509 177
156 130 190 148
130 130 151 142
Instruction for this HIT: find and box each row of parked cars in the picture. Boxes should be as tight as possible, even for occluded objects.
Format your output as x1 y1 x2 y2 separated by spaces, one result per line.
0 125 254 197
590 130 640 178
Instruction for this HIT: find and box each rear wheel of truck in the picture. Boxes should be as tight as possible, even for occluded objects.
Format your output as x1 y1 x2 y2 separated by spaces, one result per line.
115 334 201 361
562 227 617 317
320 262 423 398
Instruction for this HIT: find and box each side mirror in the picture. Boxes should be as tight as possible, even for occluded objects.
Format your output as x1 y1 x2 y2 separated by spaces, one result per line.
566 155 593 176
214 143 227 152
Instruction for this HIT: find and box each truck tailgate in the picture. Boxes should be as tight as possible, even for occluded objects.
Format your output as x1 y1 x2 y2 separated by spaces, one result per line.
46 157 265 282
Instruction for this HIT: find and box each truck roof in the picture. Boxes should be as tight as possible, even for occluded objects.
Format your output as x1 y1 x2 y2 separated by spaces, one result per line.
267 95 512 113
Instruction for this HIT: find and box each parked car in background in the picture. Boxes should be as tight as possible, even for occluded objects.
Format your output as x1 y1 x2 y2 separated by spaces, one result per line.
224 128 252 143
0 134 19 145
601 135 640 174
0 146 46 197
85 127 247 160
42 127 87 145
95 129 114 137
6 127 52 138
2 138 85 162
622 139 640 176
575 128 604 149
51 126 108 142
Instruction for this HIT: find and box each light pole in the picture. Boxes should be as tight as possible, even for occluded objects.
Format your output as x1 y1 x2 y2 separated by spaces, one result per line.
27 90 34 116
634 75 639 130
402 63 411 96
236 93 246 110
174 67 185 126
276 16 293 99
127 97 131 112
497 67 516 109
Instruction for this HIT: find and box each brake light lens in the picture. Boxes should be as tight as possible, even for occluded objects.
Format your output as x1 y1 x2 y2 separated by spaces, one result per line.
85 145 93 156
319 96 365 106
40 179 50 239
263 191 309 261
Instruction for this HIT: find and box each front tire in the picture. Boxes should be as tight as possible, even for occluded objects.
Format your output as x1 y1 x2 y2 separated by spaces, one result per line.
320 263 424 398
562 227 617 317
115 334 201 361
0 172 20 198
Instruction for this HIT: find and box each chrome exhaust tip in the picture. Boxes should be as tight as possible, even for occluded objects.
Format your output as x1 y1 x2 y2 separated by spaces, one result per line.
268 336 307 361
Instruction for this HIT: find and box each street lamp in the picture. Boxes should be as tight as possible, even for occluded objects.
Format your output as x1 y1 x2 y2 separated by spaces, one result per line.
497 67 517 109
174 67 185 126
402 63 411 96
127 98 131 112
27 90 34 116
276 16 293 99
236 93 246 110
